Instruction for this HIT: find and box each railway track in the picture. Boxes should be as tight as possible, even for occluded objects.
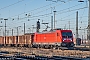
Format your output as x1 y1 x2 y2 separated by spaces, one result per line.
0 51 89 60
0 45 90 60
0 45 90 51
31 45 90 51
0 47 90 58
0 55 89 60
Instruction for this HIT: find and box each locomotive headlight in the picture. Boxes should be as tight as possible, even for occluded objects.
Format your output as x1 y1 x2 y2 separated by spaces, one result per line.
71 40 72 41
63 38 66 41
69 38 72 41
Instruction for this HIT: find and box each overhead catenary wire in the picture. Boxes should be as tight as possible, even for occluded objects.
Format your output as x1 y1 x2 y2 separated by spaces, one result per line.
10 0 73 19
8 4 87 23
2 0 81 24
4 0 87 33
56 16 88 22
0 0 25 11
11 2 57 18
9 1 85 21
17 6 88 20
48 14 88 29
8 6 88 29
0 0 87 23
32 0 73 15
22 15 88 31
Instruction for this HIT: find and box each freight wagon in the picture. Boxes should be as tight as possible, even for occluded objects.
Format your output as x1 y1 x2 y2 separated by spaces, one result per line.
32 29 74 48
0 33 34 47
13 33 34 47
0 36 4 46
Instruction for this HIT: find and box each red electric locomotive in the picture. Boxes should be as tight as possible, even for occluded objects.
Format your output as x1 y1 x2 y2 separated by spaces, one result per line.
32 29 74 48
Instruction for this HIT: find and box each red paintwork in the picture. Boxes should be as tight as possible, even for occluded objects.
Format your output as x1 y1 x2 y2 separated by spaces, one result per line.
34 30 73 44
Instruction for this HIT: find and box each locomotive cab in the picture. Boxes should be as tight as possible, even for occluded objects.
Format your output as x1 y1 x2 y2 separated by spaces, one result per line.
60 30 74 47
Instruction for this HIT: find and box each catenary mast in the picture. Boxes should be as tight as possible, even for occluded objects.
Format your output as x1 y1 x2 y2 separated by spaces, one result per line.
87 0 90 41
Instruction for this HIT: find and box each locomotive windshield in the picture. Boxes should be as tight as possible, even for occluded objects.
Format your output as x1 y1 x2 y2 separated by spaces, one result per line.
62 32 72 37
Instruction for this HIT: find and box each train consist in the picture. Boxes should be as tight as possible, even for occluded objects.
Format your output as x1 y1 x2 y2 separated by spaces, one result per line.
0 28 74 48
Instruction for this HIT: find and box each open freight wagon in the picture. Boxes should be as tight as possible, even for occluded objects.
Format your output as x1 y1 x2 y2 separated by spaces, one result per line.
0 33 34 47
